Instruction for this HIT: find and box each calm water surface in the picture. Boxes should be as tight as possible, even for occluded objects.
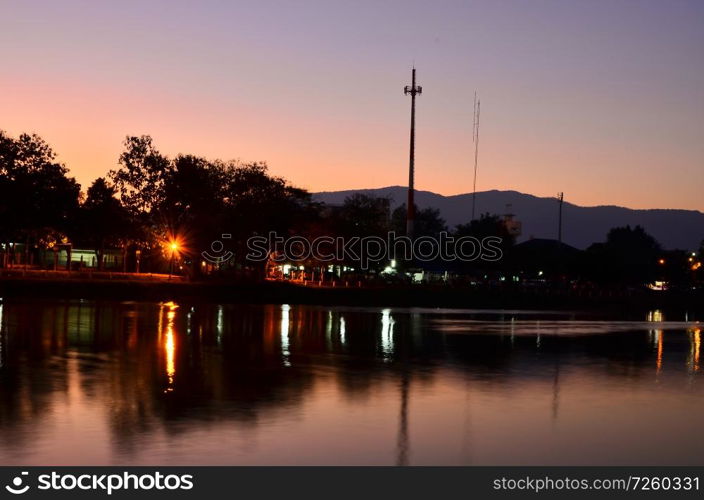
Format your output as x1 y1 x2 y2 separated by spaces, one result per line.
0 298 701 465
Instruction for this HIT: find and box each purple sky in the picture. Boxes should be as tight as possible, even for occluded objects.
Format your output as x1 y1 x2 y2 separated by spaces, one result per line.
1 0 703 209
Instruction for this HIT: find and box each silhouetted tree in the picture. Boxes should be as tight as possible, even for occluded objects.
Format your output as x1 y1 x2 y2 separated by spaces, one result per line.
73 177 133 269
0 131 80 265
337 194 391 237
585 225 661 285
451 214 515 276
391 203 446 237
220 161 313 271
110 135 172 215
454 213 509 239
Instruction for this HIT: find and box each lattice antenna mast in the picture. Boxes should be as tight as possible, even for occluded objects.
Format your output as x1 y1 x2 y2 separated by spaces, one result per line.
471 97 481 221
404 67 422 240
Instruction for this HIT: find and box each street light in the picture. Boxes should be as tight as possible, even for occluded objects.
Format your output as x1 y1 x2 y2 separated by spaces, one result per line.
167 239 181 279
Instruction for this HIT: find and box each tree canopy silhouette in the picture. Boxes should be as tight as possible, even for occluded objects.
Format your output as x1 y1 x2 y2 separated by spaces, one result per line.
0 130 80 251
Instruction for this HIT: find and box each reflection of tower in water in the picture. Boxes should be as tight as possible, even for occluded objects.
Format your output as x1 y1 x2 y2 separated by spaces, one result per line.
552 361 561 423
388 309 416 466
397 370 409 466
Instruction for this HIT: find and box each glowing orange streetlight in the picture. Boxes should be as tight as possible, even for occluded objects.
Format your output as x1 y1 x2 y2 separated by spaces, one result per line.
166 237 182 279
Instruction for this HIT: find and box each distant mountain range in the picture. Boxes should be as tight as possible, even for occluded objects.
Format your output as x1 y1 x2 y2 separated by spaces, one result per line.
312 186 704 250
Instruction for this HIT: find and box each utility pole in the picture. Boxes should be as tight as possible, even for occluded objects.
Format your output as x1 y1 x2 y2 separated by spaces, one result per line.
557 192 564 244
404 67 422 239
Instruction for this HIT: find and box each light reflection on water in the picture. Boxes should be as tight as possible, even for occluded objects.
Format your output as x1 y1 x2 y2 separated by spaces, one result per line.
0 299 702 465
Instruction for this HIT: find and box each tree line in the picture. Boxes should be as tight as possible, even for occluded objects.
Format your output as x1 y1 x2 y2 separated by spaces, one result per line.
0 130 701 287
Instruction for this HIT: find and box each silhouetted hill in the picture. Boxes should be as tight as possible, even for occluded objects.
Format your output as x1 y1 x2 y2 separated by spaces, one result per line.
313 186 704 250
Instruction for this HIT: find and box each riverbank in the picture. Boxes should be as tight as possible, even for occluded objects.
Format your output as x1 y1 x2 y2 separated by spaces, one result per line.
1 274 702 318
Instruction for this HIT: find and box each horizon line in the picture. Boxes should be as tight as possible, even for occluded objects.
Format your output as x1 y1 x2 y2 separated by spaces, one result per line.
311 185 704 214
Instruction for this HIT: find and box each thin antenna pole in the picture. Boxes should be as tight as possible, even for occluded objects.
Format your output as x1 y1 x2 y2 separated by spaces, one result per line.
557 192 564 281
557 192 564 244
472 91 477 144
471 98 480 221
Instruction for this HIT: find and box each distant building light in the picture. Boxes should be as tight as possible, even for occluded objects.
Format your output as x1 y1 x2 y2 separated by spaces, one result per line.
648 281 667 291
647 309 664 321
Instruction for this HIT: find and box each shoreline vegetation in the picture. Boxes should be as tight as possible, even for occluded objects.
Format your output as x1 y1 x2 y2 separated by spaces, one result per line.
1 272 702 318
1 131 702 298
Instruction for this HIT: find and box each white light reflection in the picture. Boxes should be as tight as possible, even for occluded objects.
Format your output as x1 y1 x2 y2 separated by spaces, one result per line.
339 316 346 345
281 304 291 367
216 305 224 345
381 308 395 359
187 306 194 335
510 316 515 346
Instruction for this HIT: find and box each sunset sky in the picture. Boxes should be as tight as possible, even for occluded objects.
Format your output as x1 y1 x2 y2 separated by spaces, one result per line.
1 0 702 210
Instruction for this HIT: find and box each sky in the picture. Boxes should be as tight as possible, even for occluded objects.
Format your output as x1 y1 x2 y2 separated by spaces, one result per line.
1 0 703 210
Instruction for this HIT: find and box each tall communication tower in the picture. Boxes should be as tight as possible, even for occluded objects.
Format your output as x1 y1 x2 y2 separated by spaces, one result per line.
404 67 422 239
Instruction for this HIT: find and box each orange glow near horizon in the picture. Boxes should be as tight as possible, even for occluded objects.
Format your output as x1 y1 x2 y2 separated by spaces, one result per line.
1 2 703 212
1 70 702 212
